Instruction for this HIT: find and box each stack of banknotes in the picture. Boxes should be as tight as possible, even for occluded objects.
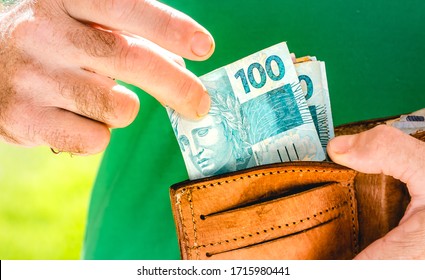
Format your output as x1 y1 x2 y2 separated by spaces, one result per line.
167 42 334 180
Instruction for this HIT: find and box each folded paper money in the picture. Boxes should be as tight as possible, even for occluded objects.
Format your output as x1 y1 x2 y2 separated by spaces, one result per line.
294 57 335 152
167 42 331 180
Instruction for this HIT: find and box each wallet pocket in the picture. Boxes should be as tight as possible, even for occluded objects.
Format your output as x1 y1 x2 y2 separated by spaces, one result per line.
170 162 359 259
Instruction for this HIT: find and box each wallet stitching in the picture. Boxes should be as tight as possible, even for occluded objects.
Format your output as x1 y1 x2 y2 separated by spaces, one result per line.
180 169 356 192
187 201 348 250
175 190 192 259
187 189 200 259
205 215 342 257
345 179 359 254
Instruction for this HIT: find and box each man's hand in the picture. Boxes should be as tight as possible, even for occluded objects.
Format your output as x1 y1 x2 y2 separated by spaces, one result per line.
328 125 425 259
0 0 214 154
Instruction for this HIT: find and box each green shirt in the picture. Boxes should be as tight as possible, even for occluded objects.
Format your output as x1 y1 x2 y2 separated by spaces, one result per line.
83 0 425 259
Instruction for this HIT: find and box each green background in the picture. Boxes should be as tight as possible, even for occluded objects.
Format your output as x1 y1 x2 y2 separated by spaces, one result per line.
173 0 425 124
1 0 425 259
0 144 101 259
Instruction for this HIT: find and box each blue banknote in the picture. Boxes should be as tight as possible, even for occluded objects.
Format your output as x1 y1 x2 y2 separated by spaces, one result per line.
168 42 325 180
295 59 335 152
386 108 425 134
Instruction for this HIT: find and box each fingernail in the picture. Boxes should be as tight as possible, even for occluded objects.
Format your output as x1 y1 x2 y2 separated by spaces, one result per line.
328 135 355 154
191 31 214 57
196 92 211 118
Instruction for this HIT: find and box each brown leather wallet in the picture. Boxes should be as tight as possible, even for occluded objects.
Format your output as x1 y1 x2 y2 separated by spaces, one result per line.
170 116 424 260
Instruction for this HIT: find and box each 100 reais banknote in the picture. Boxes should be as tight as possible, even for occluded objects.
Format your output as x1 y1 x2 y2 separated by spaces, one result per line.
168 42 333 180
295 57 334 153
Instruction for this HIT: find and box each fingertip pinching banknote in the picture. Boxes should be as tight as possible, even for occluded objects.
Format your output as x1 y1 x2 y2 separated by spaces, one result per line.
168 42 331 180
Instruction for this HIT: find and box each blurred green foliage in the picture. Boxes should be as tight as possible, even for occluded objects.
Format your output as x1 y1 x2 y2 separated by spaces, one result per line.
0 142 102 259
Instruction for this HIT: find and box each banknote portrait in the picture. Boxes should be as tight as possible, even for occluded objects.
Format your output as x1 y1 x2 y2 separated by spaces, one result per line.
169 73 253 179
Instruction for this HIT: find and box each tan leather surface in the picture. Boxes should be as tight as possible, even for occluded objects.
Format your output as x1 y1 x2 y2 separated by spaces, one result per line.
171 163 359 259
354 173 410 251
170 116 422 259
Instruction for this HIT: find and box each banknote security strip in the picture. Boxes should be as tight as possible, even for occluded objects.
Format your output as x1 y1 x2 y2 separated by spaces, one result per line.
167 42 334 180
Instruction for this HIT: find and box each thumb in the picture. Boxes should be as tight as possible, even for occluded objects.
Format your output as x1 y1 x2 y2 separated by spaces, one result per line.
327 125 425 199
327 125 425 259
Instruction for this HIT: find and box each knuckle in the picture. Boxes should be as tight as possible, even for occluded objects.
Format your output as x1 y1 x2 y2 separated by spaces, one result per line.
115 40 142 73
373 124 397 135
54 73 117 124
67 27 119 58
154 7 186 45
54 72 139 128
367 124 402 146
173 78 200 108
75 83 115 123
103 0 141 22
156 8 175 35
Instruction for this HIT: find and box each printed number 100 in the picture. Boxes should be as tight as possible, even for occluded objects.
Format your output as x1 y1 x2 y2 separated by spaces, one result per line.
234 55 286 94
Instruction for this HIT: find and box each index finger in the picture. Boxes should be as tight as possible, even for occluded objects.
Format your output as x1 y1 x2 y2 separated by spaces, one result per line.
62 0 215 60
